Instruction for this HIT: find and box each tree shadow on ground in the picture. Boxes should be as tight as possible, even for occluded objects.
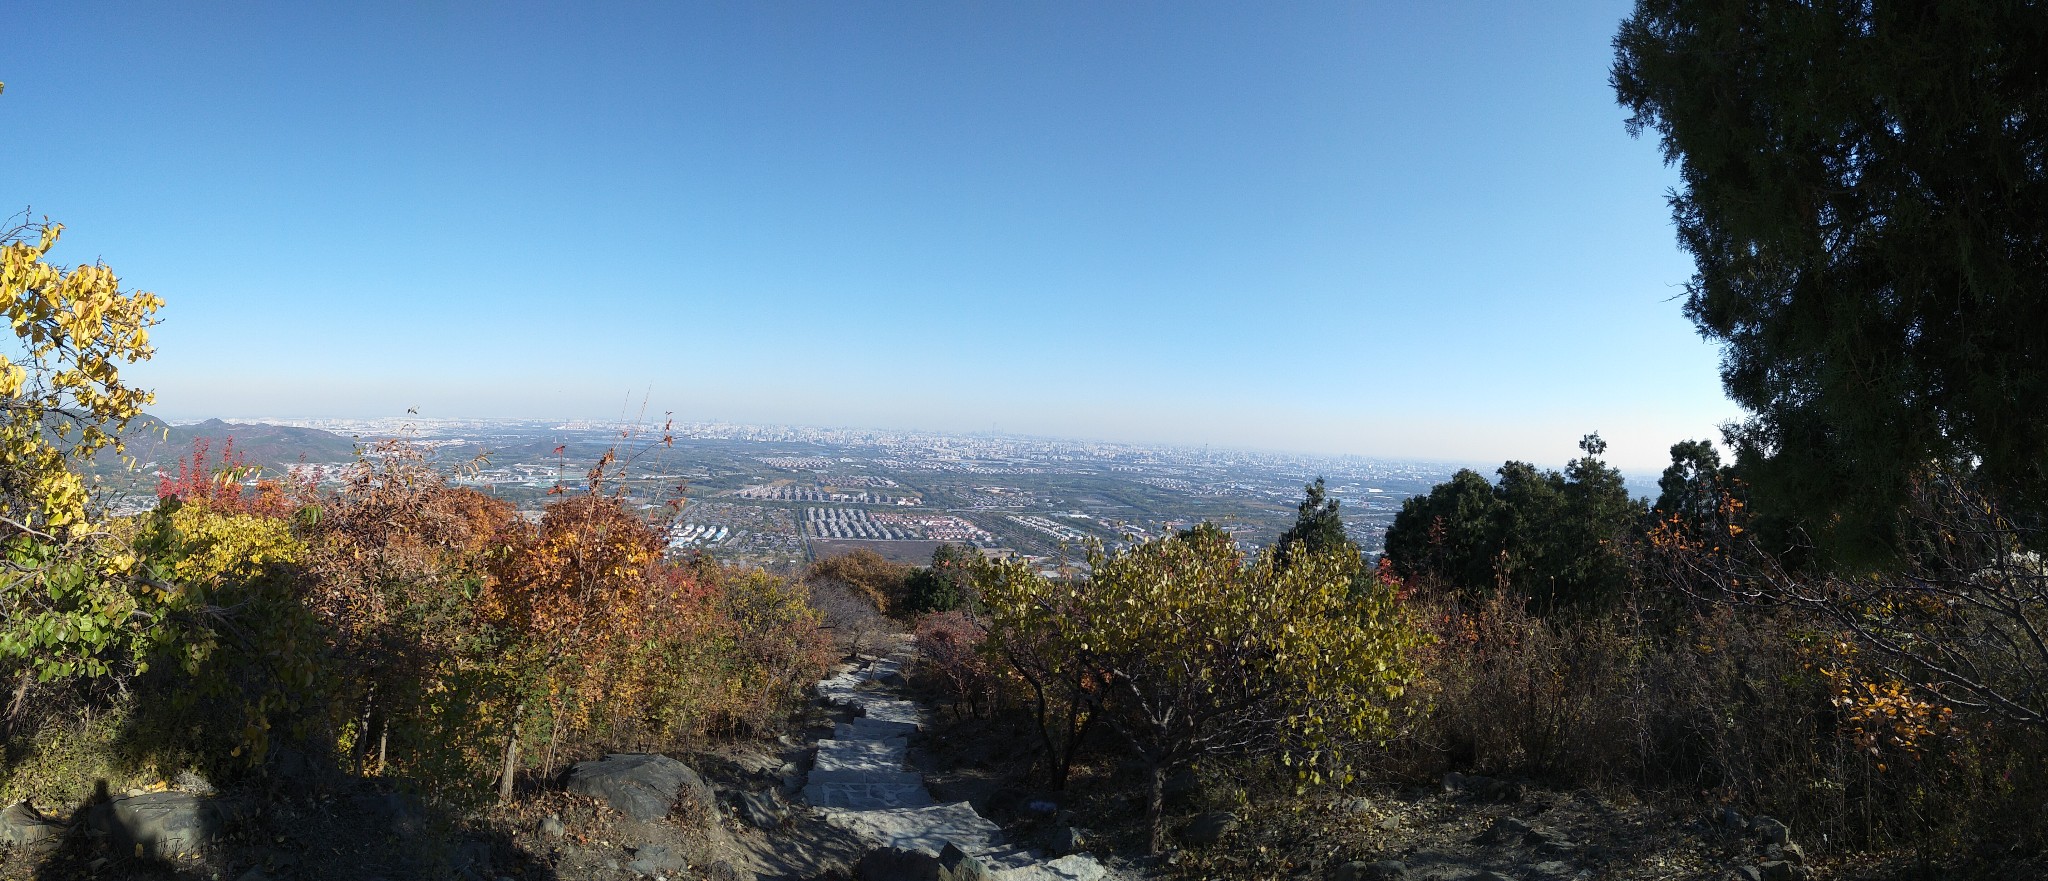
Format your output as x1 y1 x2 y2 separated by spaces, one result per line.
27 777 558 881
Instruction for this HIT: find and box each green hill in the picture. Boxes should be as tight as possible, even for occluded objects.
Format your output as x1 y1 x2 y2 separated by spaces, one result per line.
100 416 361 476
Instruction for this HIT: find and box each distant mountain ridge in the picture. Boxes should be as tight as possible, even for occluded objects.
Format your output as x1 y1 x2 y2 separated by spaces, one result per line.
109 415 362 473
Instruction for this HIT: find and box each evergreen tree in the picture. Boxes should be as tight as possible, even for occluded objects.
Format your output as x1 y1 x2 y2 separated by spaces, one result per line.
903 543 975 614
1275 477 1351 566
1614 0 2048 557
1384 436 1641 610
1655 439 1724 524
1383 469 1504 591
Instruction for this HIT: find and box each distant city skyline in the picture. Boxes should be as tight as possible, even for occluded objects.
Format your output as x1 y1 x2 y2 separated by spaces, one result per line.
10 2 1737 473
189 412 1682 484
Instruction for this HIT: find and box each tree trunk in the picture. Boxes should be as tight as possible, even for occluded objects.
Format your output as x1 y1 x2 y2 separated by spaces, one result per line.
543 705 563 783
356 684 377 773
377 722 388 775
498 701 524 805
1145 759 1166 855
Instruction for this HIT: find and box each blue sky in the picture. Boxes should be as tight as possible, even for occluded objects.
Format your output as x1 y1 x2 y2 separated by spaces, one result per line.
5 1 1735 471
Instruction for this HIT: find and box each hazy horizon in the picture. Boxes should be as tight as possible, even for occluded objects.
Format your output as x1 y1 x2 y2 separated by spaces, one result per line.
158 410 1691 481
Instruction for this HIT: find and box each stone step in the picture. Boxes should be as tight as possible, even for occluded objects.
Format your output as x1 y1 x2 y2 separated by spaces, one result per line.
821 801 1006 854
815 738 909 772
835 718 918 739
804 781 936 810
860 699 924 726
804 769 923 788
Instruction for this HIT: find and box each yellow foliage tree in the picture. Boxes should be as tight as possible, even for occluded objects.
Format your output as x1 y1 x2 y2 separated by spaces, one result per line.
0 213 162 533
972 527 1424 853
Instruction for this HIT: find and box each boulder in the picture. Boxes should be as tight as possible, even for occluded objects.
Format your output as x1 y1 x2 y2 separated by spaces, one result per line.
1042 824 1084 856
87 791 247 858
566 754 713 822
0 801 63 850
1182 811 1238 846
938 842 993 881
1750 816 1790 845
627 842 684 874
855 846 942 881
1758 861 1805 881
1778 841 1806 865
1343 796 1375 815
1475 816 1532 846
1717 807 1747 833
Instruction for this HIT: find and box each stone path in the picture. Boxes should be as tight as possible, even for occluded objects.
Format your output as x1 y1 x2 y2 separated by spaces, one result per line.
803 653 1109 881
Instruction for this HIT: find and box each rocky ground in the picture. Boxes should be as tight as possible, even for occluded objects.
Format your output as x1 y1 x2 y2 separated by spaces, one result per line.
0 694 866 879
1144 773 1822 881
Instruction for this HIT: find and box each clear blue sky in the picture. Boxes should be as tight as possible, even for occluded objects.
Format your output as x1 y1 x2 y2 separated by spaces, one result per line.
5 1 1735 471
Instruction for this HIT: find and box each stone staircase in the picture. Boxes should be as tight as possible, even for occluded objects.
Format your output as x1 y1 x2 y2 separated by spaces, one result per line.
803 654 1108 881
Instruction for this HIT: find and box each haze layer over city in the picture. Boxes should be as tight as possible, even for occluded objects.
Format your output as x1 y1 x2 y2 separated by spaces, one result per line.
112 414 1495 569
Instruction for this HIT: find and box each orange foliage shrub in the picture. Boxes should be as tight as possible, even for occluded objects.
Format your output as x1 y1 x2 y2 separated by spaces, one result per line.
808 549 911 615
479 489 832 778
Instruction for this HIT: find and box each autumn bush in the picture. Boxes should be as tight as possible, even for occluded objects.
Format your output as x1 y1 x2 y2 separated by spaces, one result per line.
808 574 889 657
808 549 910 615
0 427 834 808
911 610 998 719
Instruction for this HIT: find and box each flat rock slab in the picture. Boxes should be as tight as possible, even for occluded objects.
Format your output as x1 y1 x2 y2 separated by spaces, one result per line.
566 753 712 822
861 699 925 726
817 739 912 772
0 802 63 849
998 855 1108 881
824 802 1005 855
808 769 927 788
807 781 937 810
87 792 249 858
838 718 920 739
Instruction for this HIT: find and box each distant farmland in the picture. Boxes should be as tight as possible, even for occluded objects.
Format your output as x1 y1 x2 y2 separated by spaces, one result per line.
809 539 945 566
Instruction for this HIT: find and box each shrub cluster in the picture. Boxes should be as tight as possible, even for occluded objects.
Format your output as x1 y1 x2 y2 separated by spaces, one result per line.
956 529 1425 853
0 434 833 807
1377 445 2048 860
